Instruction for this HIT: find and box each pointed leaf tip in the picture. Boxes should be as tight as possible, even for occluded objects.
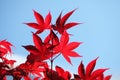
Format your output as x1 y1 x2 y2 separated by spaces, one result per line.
90 68 109 79
24 23 39 30
78 61 85 79
45 11 52 25
86 57 99 76
33 10 44 25
61 9 77 25
104 75 112 80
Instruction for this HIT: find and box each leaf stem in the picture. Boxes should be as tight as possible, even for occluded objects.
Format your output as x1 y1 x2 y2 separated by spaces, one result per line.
50 30 54 79
50 59 53 80
53 53 61 61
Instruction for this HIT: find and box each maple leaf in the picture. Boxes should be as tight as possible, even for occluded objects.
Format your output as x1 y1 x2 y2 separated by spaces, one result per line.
55 66 71 80
23 32 57 63
27 62 45 77
75 58 111 80
54 31 82 64
0 40 13 57
52 9 81 34
25 10 52 34
17 62 46 78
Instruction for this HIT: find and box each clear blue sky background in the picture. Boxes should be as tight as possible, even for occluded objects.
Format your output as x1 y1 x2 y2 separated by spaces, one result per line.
0 0 120 80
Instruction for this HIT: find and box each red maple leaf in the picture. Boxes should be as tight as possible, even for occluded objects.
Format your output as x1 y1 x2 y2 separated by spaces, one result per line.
55 66 71 80
54 31 82 64
75 57 111 80
25 10 52 34
23 32 57 63
53 9 81 34
0 40 13 58
17 62 46 78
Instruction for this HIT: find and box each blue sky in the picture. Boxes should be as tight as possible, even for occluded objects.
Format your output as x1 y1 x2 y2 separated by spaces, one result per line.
0 0 120 80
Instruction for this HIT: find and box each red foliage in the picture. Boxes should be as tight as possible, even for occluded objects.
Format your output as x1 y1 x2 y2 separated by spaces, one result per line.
53 9 80 34
54 31 82 64
25 10 52 34
0 9 112 80
75 57 109 80
0 40 13 57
